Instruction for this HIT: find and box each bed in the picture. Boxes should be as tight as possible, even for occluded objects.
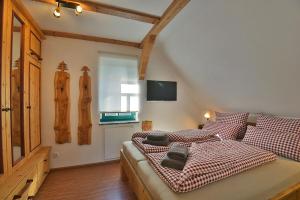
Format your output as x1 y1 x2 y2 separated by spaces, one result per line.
121 141 300 200
122 113 300 200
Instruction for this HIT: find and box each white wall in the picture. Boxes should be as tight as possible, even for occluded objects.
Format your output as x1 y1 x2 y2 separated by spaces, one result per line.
140 46 205 130
159 0 300 117
41 37 202 168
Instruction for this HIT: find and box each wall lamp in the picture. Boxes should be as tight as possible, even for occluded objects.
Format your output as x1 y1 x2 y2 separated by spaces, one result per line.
204 112 211 121
53 0 83 18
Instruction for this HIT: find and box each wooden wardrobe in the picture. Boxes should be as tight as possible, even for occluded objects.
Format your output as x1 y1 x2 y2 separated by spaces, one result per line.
0 0 50 199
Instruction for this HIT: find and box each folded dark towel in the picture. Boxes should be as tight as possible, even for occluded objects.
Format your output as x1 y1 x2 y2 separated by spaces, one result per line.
142 137 170 146
161 155 186 170
147 133 168 141
167 144 189 162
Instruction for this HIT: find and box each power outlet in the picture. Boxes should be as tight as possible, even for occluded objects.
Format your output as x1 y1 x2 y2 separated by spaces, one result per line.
53 152 60 159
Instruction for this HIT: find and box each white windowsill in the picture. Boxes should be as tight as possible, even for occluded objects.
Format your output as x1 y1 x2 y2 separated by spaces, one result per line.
99 121 140 125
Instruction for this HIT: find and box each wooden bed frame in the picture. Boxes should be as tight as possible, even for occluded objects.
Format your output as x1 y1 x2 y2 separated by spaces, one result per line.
120 149 300 200
120 150 152 200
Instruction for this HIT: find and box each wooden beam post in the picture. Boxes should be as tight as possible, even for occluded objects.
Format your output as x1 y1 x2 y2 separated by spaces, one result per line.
42 30 141 48
138 0 190 78
31 0 161 24
138 35 156 80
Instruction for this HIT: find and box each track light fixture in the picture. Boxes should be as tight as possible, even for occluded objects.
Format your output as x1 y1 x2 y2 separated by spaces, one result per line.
53 0 83 18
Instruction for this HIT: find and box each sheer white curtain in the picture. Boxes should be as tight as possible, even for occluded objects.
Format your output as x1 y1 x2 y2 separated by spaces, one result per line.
98 53 139 112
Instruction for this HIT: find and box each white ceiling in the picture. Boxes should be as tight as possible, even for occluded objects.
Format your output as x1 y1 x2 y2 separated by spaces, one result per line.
23 0 172 42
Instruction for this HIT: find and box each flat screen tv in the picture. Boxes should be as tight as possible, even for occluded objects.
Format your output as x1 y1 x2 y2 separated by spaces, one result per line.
147 80 177 101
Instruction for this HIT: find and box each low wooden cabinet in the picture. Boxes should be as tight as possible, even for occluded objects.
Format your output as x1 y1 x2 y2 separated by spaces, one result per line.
36 155 49 187
0 147 50 200
6 171 35 200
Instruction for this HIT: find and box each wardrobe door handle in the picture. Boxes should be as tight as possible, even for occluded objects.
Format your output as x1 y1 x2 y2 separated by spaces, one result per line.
30 51 43 61
26 106 31 109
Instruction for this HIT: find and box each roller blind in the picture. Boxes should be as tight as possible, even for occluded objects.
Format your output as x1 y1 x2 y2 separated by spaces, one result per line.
98 53 139 112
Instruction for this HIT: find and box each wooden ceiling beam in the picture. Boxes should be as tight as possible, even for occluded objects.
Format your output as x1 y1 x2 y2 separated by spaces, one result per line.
138 35 156 80
42 30 141 48
31 0 161 24
138 0 190 79
141 0 190 47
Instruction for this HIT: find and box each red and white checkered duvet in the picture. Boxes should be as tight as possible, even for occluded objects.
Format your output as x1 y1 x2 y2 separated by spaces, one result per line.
132 129 219 142
174 129 222 143
132 130 170 140
132 137 190 154
132 129 220 154
146 140 277 193
202 122 244 140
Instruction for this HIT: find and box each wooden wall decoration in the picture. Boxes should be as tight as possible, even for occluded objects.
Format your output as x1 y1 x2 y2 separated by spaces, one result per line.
78 66 92 145
54 61 71 144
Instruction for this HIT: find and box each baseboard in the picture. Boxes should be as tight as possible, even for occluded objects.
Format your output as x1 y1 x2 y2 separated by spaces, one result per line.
51 159 120 171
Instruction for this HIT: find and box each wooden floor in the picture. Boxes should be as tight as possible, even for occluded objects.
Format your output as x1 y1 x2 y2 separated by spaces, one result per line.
34 162 136 200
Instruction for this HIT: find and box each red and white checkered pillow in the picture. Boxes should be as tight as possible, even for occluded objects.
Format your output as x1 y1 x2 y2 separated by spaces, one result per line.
202 122 244 140
216 112 249 124
215 112 249 139
242 126 300 161
256 115 300 135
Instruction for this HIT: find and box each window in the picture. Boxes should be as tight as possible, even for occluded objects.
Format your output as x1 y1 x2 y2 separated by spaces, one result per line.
98 53 139 124
121 84 139 112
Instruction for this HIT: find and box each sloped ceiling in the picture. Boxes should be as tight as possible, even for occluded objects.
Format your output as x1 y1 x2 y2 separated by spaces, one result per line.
23 0 172 42
158 0 300 117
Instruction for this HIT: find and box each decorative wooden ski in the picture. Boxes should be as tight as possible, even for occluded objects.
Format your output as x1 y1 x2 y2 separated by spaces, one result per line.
54 61 71 144
78 66 92 145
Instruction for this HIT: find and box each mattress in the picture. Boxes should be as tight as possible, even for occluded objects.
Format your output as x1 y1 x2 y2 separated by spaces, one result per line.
136 157 300 200
122 141 146 169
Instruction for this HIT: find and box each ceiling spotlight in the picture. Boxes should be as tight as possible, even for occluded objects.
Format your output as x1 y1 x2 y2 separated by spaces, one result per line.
53 3 61 18
53 0 83 18
75 5 83 15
